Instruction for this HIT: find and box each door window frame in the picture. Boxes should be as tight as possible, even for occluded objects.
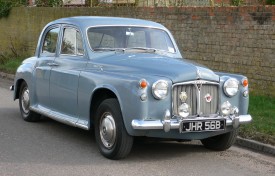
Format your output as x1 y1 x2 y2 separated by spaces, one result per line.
39 25 61 58
59 25 86 58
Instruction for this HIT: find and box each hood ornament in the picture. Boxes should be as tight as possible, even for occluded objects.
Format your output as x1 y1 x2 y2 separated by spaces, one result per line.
196 69 201 79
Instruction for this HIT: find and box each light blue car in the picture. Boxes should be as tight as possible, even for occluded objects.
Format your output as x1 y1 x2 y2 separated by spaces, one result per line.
11 16 252 159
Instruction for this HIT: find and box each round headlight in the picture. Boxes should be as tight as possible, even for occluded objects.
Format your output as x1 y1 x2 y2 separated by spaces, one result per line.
152 80 168 100
223 78 239 97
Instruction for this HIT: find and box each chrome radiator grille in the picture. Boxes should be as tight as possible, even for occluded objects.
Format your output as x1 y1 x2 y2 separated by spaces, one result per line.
172 82 219 117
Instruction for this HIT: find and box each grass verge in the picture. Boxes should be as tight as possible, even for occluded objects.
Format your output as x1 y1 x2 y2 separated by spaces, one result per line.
239 95 275 146
0 57 23 74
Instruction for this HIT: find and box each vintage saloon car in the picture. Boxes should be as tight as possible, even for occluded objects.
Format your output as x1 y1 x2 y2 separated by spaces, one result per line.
11 16 252 159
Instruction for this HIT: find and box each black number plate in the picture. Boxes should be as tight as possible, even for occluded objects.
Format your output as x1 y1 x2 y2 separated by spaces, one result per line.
180 120 225 133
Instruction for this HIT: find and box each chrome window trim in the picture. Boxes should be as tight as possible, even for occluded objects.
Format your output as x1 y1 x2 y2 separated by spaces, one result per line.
86 25 177 54
59 25 86 58
39 25 61 58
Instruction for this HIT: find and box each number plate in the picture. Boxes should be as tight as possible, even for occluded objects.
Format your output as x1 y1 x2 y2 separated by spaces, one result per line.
180 119 225 133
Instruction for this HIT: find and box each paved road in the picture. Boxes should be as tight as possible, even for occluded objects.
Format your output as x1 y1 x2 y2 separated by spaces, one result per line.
0 78 275 176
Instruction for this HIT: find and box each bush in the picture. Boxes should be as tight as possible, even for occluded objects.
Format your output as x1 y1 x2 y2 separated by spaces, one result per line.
232 0 243 6
266 0 275 5
0 0 27 18
0 0 12 18
35 0 63 7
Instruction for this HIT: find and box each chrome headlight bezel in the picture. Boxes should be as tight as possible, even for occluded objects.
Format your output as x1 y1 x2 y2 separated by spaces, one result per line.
223 78 239 97
152 80 169 100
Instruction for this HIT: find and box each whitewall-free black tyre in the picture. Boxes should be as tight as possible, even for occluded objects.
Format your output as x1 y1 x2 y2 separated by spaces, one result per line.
201 129 238 151
95 98 133 160
19 82 40 122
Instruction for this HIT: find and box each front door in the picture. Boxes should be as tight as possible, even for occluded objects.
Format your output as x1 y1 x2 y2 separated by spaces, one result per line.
34 26 60 109
49 26 87 120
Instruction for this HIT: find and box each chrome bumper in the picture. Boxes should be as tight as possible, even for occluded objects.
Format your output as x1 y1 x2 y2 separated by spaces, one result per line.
131 110 252 132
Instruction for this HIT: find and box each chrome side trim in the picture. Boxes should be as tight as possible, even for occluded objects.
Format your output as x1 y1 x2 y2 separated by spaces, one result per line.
132 115 252 131
30 106 89 130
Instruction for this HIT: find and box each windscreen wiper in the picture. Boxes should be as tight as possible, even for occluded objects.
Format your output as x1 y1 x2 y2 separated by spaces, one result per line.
93 48 125 52
125 47 156 53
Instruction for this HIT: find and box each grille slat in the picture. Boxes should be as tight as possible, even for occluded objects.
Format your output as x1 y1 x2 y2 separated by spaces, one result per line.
173 83 219 117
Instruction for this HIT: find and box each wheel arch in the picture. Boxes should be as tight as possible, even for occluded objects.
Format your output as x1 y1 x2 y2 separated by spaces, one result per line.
89 87 122 128
14 79 26 100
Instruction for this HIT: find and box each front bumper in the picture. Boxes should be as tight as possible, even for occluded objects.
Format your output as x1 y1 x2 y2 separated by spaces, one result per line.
131 110 252 132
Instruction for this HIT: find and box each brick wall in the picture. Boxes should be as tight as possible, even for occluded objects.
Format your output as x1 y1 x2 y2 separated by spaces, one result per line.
0 6 274 96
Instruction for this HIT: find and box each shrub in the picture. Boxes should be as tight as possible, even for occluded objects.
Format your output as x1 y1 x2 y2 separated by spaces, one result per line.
266 0 275 5
0 0 12 18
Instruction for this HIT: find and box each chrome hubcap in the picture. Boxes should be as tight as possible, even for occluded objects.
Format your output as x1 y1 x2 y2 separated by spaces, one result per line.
21 88 30 114
100 113 116 149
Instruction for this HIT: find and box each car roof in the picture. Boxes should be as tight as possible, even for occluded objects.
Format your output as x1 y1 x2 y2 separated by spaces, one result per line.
49 16 166 30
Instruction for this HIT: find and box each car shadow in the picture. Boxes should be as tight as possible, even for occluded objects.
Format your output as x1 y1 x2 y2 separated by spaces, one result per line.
1 111 214 165
38 116 211 161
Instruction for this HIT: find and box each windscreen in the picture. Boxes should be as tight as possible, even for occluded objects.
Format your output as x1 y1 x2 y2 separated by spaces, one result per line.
87 26 176 53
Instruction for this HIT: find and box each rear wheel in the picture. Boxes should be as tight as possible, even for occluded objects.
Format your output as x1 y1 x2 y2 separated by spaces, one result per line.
19 82 41 122
201 129 238 151
94 98 133 160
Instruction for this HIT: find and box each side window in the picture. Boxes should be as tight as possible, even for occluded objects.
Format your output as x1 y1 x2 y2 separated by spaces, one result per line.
76 31 84 55
61 28 84 56
42 27 60 56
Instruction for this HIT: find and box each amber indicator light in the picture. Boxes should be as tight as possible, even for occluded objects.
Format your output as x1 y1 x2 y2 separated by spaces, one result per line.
140 80 147 89
242 79 248 87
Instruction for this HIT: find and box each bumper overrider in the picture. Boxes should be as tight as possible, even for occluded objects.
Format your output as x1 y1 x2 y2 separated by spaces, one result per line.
131 109 252 133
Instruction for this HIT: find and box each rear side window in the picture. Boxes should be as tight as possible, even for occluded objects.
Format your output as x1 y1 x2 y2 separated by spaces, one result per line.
42 27 60 56
61 28 84 56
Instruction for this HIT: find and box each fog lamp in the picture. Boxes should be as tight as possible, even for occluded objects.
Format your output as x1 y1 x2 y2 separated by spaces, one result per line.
178 103 190 118
221 101 231 115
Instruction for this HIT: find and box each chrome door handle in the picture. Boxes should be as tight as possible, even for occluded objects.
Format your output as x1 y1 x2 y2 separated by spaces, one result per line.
47 62 59 66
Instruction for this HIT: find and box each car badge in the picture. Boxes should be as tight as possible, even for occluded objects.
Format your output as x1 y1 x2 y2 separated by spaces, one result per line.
179 92 188 102
204 93 212 103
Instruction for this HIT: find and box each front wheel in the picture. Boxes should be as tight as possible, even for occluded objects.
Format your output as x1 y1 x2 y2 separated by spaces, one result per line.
94 98 133 160
19 82 41 122
201 129 238 151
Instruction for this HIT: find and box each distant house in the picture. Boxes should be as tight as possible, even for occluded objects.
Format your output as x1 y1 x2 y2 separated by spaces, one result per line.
63 0 86 6
27 0 262 6
28 0 86 6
